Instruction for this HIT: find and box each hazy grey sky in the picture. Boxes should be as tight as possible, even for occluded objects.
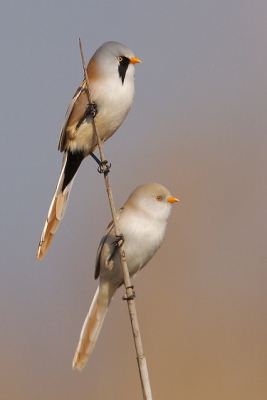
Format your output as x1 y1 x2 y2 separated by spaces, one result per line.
1 1 267 399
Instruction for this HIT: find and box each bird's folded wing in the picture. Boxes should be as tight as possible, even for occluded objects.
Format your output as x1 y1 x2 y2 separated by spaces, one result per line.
94 208 123 279
58 80 87 152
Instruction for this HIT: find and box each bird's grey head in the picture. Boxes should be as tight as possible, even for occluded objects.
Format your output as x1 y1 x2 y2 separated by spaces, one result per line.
93 41 141 84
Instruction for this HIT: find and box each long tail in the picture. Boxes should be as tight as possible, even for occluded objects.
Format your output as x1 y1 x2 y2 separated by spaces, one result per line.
72 283 116 371
36 150 84 260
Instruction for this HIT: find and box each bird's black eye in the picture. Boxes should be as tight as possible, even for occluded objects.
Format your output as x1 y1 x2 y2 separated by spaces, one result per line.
156 196 162 201
117 56 123 62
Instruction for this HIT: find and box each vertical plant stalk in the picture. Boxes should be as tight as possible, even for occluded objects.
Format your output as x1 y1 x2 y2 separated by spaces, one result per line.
79 39 153 400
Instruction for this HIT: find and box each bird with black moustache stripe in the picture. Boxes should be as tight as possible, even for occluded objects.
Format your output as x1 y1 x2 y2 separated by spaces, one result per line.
37 41 141 260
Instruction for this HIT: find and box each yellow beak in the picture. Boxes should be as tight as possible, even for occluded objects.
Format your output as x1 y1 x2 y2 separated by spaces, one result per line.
130 57 142 64
167 196 179 204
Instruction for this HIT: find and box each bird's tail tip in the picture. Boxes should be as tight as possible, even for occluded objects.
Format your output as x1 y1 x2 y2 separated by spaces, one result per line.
72 351 89 372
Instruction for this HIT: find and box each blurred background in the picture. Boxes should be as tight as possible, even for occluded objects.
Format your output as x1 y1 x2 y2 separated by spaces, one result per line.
1 1 267 399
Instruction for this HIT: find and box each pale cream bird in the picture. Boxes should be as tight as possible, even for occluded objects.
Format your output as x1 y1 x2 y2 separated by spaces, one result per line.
37 41 141 260
72 183 179 371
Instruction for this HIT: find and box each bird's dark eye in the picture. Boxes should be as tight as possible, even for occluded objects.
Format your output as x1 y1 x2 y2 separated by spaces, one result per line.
156 196 162 201
117 56 123 62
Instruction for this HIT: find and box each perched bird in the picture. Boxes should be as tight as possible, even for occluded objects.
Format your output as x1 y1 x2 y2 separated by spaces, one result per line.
37 41 141 260
72 183 179 371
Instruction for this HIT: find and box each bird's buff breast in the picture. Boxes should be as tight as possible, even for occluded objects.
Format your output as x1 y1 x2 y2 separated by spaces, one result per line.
67 78 134 155
120 215 166 275
92 75 134 137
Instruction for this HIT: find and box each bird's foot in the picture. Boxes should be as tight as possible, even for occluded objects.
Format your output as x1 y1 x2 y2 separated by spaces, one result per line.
122 286 136 301
89 152 111 174
112 234 124 248
76 102 98 128
97 160 111 175
87 102 98 118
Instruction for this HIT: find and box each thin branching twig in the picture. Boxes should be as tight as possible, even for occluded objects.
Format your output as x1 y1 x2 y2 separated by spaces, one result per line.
79 38 153 400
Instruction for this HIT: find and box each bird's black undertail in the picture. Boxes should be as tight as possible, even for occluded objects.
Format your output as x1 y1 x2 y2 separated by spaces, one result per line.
62 150 84 192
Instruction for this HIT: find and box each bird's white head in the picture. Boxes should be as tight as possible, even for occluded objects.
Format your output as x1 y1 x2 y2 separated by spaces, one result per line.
126 183 179 222
91 41 141 85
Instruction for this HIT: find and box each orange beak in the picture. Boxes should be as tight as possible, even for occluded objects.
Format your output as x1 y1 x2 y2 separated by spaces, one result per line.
130 56 142 64
167 196 179 204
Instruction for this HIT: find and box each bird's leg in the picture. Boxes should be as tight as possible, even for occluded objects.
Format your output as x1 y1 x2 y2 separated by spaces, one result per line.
77 101 110 174
76 102 98 129
90 152 111 175
111 235 135 300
